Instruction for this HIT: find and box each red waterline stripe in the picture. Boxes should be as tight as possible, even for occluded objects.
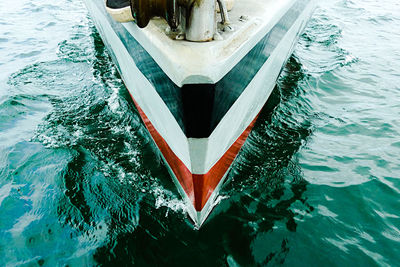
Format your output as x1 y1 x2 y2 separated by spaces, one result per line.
130 94 258 211
191 117 258 210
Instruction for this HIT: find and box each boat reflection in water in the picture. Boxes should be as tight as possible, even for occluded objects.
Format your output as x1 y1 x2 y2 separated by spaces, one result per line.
82 0 317 226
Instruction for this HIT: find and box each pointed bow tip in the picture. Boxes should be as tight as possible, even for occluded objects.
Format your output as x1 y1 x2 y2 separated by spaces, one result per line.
187 193 220 228
190 211 208 229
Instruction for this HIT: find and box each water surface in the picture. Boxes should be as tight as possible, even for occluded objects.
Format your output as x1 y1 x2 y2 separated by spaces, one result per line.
1 0 400 265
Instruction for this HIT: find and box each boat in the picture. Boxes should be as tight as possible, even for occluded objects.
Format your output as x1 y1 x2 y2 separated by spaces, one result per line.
82 0 317 227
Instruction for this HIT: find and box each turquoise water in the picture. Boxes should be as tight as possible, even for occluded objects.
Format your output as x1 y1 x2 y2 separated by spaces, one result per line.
1 0 400 265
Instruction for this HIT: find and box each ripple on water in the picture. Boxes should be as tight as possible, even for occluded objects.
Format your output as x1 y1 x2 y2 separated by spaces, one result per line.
1 0 400 265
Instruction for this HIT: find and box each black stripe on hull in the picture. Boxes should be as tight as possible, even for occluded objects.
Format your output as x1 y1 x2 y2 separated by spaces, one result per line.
181 84 215 138
93 0 310 137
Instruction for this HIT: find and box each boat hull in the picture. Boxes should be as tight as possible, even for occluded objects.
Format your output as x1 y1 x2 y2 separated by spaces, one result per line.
82 0 316 227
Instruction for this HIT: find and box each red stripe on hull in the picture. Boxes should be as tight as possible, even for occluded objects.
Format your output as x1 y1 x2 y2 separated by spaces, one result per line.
191 117 258 210
130 98 195 203
130 94 258 211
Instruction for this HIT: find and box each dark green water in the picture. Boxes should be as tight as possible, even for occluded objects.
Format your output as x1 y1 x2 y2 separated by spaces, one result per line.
1 0 400 265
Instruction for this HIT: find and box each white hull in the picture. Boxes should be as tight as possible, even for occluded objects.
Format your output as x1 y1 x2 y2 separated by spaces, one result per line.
83 0 316 227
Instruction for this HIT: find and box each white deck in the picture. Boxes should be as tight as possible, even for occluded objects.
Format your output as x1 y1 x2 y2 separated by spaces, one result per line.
122 0 296 86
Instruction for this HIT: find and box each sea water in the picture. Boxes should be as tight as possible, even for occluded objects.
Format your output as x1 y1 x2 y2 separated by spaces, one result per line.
1 0 400 265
